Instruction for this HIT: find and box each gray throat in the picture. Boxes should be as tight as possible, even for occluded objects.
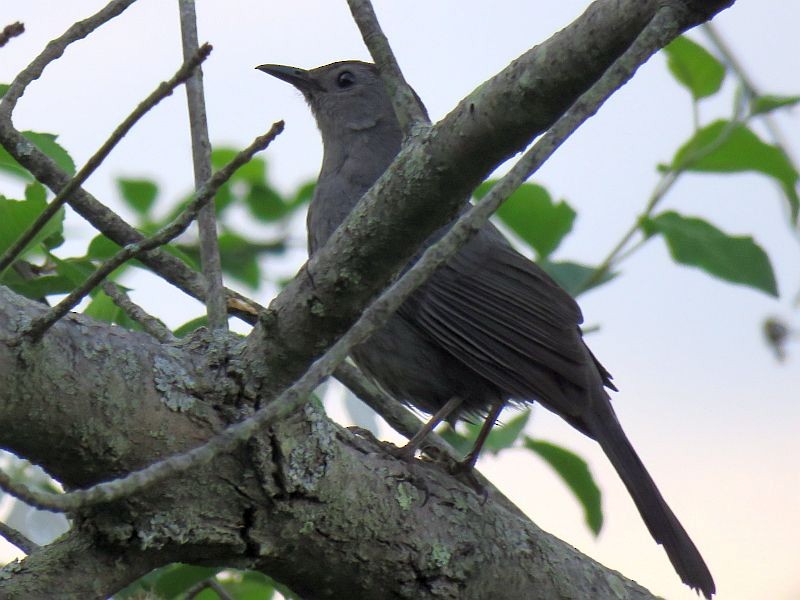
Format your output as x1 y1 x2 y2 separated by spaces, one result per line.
307 114 402 253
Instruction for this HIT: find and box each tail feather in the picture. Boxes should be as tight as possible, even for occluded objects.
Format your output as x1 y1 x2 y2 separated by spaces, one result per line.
583 398 715 599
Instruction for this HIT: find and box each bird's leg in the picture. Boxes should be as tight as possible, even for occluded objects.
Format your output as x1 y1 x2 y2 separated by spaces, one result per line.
395 395 464 459
460 399 505 469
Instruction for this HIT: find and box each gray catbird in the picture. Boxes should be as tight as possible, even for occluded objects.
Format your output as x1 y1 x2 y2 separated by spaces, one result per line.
257 60 715 598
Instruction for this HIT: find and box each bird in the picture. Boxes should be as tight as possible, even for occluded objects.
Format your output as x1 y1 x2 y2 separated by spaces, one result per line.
257 60 715 598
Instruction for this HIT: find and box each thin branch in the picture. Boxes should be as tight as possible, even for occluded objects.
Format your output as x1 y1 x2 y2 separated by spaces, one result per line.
0 1 688 515
0 0 263 325
0 44 213 277
101 281 176 342
702 22 797 165
0 520 39 555
14 123 283 344
0 22 25 48
580 109 748 293
346 0 429 132
178 0 228 332
334 362 457 459
0 0 136 116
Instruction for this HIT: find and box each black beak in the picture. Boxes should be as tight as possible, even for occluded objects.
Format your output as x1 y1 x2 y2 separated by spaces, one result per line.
256 64 320 93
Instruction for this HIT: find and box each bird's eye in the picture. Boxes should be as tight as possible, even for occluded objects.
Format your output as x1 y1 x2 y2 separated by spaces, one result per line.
337 71 356 88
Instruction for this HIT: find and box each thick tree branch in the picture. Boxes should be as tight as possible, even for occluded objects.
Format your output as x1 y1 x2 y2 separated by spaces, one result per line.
0 528 167 599
0 287 656 599
0 1 735 597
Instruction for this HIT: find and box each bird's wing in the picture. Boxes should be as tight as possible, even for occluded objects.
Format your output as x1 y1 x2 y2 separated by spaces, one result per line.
402 226 612 416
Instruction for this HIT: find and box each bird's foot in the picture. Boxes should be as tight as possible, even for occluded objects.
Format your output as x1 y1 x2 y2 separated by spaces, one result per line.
385 441 419 462
446 459 487 501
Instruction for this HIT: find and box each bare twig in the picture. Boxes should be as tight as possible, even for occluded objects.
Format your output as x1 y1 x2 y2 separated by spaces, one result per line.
0 0 136 115
0 1 264 325
178 0 228 332
101 281 176 342
580 110 749 293
702 22 797 166
346 0 429 133
0 3 684 515
0 22 25 48
0 44 212 277
334 362 457 458
15 123 283 344
0 520 39 555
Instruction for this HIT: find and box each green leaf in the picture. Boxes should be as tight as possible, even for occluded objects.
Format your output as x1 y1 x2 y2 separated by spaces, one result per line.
0 191 64 277
87 234 123 260
83 289 121 322
475 181 575 258
291 180 316 207
438 410 530 457
245 183 289 221
27 131 76 175
663 36 725 100
0 131 75 179
213 181 236 213
524 437 603 535
212 147 266 185
162 243 200 271
671 120 799 222
214 572 277 600
480 409 530 454
0 270 75 300
751 94 800 116
116 564 221 599
50 255 95 287
0 84 8 98
174 316 208 337
24 181 46 204
643 211 778 296
117 178 158 216
217 232 261 288
539 260 616 297
437 425 472 455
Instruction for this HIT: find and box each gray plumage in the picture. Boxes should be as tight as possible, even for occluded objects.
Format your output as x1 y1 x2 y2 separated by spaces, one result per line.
257 60 715 598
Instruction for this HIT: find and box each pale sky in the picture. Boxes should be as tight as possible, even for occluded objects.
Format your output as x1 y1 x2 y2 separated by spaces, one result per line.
1 2 798 599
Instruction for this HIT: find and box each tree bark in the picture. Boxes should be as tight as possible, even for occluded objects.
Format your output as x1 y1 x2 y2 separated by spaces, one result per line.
0 0 734 597
0 287 656 599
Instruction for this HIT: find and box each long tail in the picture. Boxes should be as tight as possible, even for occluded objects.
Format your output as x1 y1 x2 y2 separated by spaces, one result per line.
583 397 715 599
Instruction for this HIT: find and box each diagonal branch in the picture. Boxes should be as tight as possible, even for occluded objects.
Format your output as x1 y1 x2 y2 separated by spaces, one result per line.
178 0 228 332
0 528 168 598
0 43 213 277
13 123 282 344
346 0 429 132
0 0 136 115
101 281 176 342
0 22 25 48
0 520 38 555
0 0 263 324
0 0 691 512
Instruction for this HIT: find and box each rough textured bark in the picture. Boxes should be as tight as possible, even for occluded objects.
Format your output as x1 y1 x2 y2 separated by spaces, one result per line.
0 287 656 599
0 0 734 597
